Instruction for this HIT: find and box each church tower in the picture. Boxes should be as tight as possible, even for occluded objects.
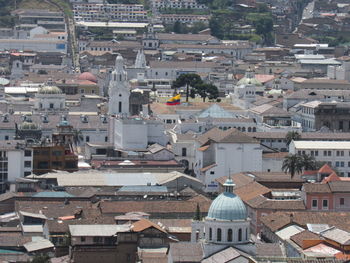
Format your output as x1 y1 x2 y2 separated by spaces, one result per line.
108 55 130 116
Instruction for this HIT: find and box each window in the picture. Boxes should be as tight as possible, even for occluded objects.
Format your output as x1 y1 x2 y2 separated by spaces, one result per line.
105 136 108 142
312 199 318 209
217 228 221 242
336 162 340 167
209 227 212 240
93 237 103 243
340 198 345 205
118 102 122 113
81 237 86 242
227 229 233 242
4 136 8 140
328 151 332 156
24 172 31 176
24 161 31 168
322 199 328 210
86 136 90 142
341 162 345 167
49 103 54 109
182 148 187 157
24 150 31 157
52 151 62 156
238 228 242 241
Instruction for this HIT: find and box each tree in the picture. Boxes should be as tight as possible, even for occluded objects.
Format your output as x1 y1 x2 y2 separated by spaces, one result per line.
193 203 202 220
172 73 203 102
285 131 301 146
194 83 219 102
282 154 303 178
301 154 316 170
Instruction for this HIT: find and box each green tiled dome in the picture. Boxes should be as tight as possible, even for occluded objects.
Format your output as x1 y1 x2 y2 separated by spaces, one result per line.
207 184 247 221
237 77 262 86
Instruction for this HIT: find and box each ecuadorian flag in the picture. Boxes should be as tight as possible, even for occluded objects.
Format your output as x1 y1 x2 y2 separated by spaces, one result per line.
166 94 181 105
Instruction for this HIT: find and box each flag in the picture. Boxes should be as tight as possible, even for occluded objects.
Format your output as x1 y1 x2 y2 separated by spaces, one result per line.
166 94 181 105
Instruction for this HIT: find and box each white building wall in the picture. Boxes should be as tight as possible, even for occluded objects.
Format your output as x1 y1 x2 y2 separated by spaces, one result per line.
262 157 283 172
8 150 24 181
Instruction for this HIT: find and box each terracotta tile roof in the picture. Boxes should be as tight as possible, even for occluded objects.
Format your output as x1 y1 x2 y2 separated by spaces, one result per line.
246 195 305 210
290 230 321 248
197 127 259 145
256 243 284 257
328 181 350 192
168 242 203 262
216 173 254 188
261 211 350 233
200 163 217 172
322 172 340 183
198 145 210 152
234 182 271 202
303 183 331 193
318 164 334 174
131 218 167 233
100 197 211 216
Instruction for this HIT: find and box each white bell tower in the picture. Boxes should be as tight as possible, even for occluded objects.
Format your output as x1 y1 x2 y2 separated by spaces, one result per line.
108 55 130 116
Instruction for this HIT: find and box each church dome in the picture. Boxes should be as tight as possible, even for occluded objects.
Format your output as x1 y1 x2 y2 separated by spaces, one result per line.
207 179 247 221
38 85 62 95
237 77 262 86
78 72 97 83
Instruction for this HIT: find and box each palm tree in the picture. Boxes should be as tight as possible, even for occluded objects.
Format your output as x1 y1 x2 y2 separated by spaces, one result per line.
282 154 303 178
301 154 316 170
286 131 301 146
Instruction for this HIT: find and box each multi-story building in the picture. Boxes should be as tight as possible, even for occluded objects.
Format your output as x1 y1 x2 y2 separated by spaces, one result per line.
159 14 210 24
150 0 207 10
73 3 147 22
314 102 350 132
290 140 350 177
302 181 350 212
298 100 322 131
194 127 262 192
0 140 33 193
32 121 78 175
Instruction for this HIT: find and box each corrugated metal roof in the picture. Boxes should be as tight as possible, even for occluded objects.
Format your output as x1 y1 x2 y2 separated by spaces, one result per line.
69 224 130 236
275 225 304 240
21 225 44 233
293 140 350 150
33 191 75 198
118 185 168 193
20 211 47 220
24 238 54 252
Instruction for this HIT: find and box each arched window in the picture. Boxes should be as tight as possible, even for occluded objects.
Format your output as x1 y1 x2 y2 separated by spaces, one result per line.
227 229 232 242
217 228 222 242
248 127 252 132
242 127 246 132
253 127 256 132
238 228 242 241
245 228 248 240
209 228 212 240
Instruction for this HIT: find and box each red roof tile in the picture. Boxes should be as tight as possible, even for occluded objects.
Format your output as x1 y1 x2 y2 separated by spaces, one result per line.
318 164 334 174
